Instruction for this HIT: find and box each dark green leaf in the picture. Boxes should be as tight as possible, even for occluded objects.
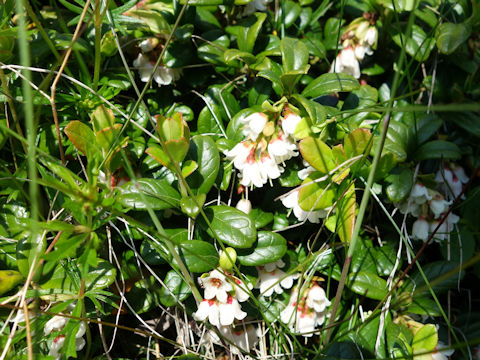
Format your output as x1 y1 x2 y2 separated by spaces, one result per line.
185 135 220 195
414 140 461 161
116 178 181 210
159 270 192 307
347 271 388 300
176 240 219 273
436 22 471 55
237 231 287 266
302 73 360 98
199 205 256 248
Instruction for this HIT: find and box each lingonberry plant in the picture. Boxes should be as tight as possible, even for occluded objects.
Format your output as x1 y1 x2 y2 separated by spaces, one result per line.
0 0 479 359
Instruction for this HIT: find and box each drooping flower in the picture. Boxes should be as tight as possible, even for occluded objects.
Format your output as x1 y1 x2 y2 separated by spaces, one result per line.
411 183 432 204
412 217 429 241
281 190 329 224
242 112 268 141
255 260 299 296
430 213 460 243
429 195 451 219
199 269 233 303
281 111 302 138
133 53 180 86
268 133 298 164
330 47 361 79
280 283 331 337
431 341 454 360
236 198 252 214
44 315 68 335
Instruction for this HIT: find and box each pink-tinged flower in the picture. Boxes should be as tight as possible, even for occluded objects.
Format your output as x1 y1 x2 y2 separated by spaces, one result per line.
432 341 454 360
268 134 298 164
280 284 330 337
306 284 331 314
220 323 260 355
225 142 254 171
259 153 283 180
411 183 432 204
429 196 451 219
44 315 68 335
430 213 459 243
240 156 267 188
229 275 252 303
193 299 221 327
451 177 463 199
242 112 268 141
133 54 180 86
48 322 86 360
199 269 233 303
218 296 247 326
235 198 252 214
364 27 378 47
281 190 329 224
412 217 429 241
354 44 372 61
139 38 157 52
330 47 361 79
281 112 302 138
435 167 454 186
452 165 469 184
255 261 299 297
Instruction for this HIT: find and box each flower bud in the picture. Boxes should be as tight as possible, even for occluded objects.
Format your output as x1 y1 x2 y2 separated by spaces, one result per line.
219 247 237 270
236 198 252 214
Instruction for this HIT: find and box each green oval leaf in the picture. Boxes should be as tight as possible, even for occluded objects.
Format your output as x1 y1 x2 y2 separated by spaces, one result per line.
237 231 287 266
299 137 335 174
298 173 337 211
199 205 256 248
185 135 220 195
116 178 181 210
414 140 461 161
436 22 471 55
346 271 388 300
0 270 23 295
302 73 360 98
40 261 116 299
175 240 219 273
159 270 192 307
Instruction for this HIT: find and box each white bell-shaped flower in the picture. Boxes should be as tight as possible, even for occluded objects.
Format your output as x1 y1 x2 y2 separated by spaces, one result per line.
411 183 432 204
236 198 252 214
199 269 233 303
44 315 68 335
306 284 331 314
281 111 302 138
331 47 361 79
242 112 268 141
412 217 429 241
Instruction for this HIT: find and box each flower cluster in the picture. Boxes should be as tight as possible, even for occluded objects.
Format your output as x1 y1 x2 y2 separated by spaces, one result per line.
255 260 299 297
133 38 181 86
396 164 468 243
44 313 86 360
280 283 331 337
397 182 460 243
193 269 260 354
193 269 250 327
225 107 301 188
330 14 378 79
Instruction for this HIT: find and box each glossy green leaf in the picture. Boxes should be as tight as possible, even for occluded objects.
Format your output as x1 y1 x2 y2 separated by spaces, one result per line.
299 137 335 174
185 135 220 195
386 167 414 203
336 184 356 244
40 261 116 298
298 173 336 211
199 205 256 248
158 270 192 307
414 140 461 161
407 296 441 317
281 37 309 73
249 208 274 228
291 94 327 127
237 231 287 266
302 73 360 98
64 120 100 157
175 240 219 273
412 324 438 354
346 271 388 300
180 193 206 218
0 270 23 295
436 22 471 55
224 49 256 64
344 128 373 158
116 178 180 210
16 233 45 281
227 13 266 53
391 24 435 62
